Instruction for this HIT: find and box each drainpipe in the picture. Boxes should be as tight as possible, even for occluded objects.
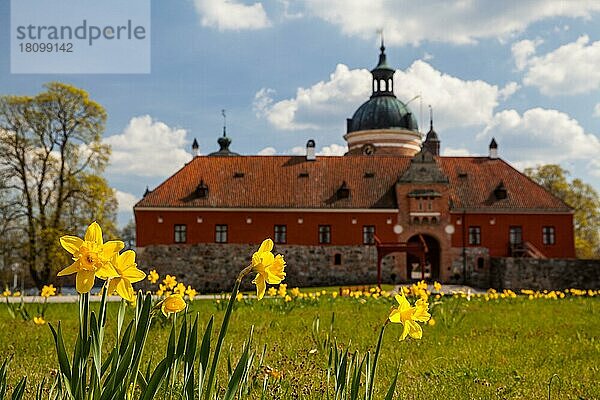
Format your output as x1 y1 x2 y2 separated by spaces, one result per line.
462 210 466 285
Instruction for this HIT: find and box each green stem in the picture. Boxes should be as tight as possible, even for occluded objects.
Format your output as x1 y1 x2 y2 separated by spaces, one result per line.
203 265 252 400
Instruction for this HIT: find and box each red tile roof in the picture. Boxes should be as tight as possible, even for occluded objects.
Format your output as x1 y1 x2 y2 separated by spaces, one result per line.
135 155 571 212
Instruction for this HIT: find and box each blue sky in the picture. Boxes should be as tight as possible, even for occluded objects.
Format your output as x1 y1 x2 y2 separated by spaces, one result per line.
2 1 600 226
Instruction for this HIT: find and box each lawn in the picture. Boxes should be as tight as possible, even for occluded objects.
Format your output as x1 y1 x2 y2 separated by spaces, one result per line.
1 291 598 399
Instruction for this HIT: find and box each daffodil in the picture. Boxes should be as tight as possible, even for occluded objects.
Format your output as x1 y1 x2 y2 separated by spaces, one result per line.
185 286 197 300
236 292 244 301
41 284 57 297
161 293 187 316
163 274 177 290
148 269 159 284
251 239 286 300
58 222 123 293
33 316 46 325
2 289 11 297
388 292 431 340
174 282 186 294
267 287 277 297
106 250 146 302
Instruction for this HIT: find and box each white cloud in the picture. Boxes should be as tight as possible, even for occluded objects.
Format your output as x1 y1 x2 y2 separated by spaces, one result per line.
479 108 600 173
257 146 276 155
422 52 434 61
517 35 600 95
594 103 600 118
105 115 191 177
442 147 470 156
115 190 139 213
193 0 271 31
511 38 542 71
303 1 600 45
255 61 517 132
257 143 347 156
317 143 347 156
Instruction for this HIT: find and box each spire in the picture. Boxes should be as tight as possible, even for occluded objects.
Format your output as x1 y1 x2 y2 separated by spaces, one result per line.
209 109 240 156
489 137 498 159
423 105 440 155
191 138 199 157
370 33 395 98
143 186 150 197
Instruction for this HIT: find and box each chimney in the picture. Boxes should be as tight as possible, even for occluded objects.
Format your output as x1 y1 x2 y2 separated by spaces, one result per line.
489 137 498 159
306 139 316 161
192 138 199 157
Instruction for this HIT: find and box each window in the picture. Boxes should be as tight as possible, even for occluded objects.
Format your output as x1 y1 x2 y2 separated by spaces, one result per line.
363 225 375 245
215 224 228 243
174 224 187 243
468 226 481 245
334 253 342 265
319 225 331 244
509 226 522 245
274 225 287 244
542 226 555 245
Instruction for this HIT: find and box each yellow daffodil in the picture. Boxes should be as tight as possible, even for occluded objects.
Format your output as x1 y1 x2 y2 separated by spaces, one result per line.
2 289 11 297
185 286 197 300
106 250 146 302
284 295 292 302
174 282 186 294
251 239 286 300
13 291 21 297
277 283 287 297
388 292 431 340
428 318 436 326
161 293 187 316
433 281 442 292
267 287 277 297
148 269 159 284
291 287 301 297
33 316 46 325
41 284 57 297
236 292 244 301
163 274 177 290
58 222 123 293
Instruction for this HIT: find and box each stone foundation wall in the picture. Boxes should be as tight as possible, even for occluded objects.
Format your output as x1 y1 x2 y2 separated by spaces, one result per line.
490 257 600 290
137 243 396 292
451 247 491 288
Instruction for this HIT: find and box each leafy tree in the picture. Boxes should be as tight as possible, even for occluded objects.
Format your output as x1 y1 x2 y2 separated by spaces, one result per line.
524 164 600 259
120 219 136 250
0 82 117 287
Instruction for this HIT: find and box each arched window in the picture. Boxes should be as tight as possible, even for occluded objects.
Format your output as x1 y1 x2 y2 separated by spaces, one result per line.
413 217 420 225
388 79 393 92
373 80 377 92
431 217 438 224
380 79 386 91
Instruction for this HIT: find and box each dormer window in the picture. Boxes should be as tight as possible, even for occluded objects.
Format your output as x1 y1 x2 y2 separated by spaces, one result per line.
494 181 507 200
337 181 350 199
195 180 208 198
233 172 244 178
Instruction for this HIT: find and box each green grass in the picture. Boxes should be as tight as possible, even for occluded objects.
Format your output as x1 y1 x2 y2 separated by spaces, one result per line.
1 295 598 399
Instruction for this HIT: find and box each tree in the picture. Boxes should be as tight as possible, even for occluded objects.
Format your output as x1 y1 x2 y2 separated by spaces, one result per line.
0 82 117 287
524 164 600 259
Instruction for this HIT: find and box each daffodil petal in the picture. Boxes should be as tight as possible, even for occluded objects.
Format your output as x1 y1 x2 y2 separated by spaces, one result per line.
388 308 402 323
107 278 119 297
102 240 124 260
57 260 80 276
258 238 273 253
115 278 135 302
253 274 266 300
76 270 96 294
407 321 423 339
60 236 83 255
96 262 119 280
118 250 136 267
400 321 410 341
85 222 103 245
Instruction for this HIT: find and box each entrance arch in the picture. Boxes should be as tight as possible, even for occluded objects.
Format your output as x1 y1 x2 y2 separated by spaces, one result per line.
406 234 440 281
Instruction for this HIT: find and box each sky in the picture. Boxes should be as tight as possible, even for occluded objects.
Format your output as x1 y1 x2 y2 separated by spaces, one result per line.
1 0 600 227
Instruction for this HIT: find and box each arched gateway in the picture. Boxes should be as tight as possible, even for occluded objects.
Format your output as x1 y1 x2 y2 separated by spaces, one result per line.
406 234 441 281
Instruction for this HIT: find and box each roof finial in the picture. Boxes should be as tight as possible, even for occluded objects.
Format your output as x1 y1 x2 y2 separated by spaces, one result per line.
221 109 227 137
429 105 433 130
378 29 385 54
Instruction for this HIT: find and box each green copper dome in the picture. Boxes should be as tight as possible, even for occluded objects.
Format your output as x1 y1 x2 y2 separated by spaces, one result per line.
346 41 419 134
348 96 418 133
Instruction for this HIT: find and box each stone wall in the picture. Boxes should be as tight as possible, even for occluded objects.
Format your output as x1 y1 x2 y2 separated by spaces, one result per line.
451 247 491 288
490 257 600 290
137 243 396 292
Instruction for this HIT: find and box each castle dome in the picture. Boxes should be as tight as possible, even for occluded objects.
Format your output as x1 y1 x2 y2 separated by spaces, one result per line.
348 96 418 133
344 40 422 157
